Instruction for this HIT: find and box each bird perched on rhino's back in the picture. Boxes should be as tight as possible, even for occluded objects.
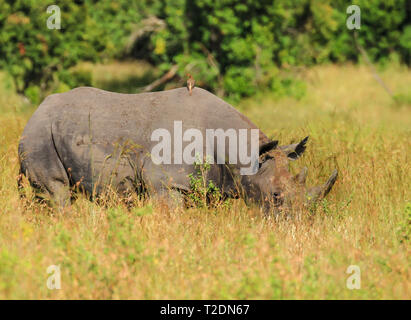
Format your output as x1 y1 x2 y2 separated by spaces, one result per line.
187 73 195 95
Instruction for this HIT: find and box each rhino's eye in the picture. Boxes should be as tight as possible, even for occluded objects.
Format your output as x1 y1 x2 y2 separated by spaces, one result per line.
262 154 274 162
272 192 284 205
259 154 274 167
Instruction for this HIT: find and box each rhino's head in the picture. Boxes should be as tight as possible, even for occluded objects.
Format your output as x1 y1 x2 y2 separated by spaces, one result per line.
242 137 338 215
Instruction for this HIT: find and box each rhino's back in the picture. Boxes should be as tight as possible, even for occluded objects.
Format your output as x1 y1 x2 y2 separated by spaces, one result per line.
35 87 267 193
49 86 268 158
50 86 262 132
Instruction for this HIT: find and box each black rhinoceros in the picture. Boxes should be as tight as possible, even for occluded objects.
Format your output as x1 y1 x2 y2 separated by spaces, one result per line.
18 86 337 212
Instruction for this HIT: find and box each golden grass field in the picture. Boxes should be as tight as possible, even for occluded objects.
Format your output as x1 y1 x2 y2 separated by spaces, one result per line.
0 63 409 299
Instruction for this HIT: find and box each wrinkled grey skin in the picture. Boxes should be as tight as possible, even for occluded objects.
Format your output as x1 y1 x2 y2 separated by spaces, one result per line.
18 87 337 212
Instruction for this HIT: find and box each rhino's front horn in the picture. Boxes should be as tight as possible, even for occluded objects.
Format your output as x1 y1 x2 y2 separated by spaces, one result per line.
307 170 338 202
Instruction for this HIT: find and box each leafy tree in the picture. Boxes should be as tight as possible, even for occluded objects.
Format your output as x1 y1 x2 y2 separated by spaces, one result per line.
0 0 409 102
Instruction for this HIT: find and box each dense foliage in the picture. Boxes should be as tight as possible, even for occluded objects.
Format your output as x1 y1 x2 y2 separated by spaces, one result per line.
0 0 410 102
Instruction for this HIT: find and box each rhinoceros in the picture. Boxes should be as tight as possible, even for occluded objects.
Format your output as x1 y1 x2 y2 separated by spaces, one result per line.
18 86 337 213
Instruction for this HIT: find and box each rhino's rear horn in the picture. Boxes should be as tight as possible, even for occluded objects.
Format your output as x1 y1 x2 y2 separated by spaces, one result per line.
294 166 308 185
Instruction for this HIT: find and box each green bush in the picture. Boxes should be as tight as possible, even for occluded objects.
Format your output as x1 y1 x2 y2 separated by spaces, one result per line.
0 0 146 101
124 0 411 99
0 1 89 97
0 0 409 101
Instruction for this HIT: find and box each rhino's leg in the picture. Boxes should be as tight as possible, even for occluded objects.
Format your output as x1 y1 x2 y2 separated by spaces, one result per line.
20 161 71 208
19 133 71 208
47 178 71 208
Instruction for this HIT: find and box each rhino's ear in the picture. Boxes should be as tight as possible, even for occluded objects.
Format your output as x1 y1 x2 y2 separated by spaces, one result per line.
259 140 278 156
280 136 309 160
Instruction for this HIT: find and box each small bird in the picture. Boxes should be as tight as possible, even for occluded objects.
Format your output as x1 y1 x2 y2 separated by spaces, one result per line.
187 73 195 96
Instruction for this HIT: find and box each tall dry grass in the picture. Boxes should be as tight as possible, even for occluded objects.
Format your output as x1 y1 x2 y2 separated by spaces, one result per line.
0 64 409 299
